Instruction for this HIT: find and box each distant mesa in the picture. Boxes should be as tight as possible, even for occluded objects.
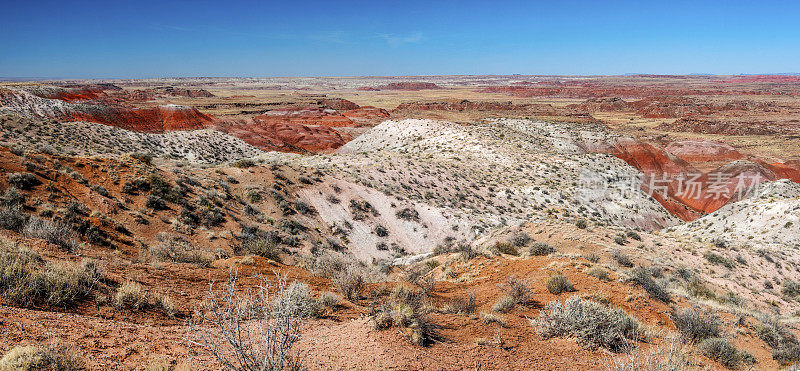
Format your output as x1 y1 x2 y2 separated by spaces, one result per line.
358 82 441 91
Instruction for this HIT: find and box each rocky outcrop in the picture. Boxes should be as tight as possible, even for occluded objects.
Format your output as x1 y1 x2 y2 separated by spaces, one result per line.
219 119 352 153
68 104 216 132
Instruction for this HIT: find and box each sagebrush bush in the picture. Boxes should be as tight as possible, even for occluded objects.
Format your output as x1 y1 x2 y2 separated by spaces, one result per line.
534 296 642 352
611 249 633 267
627 267 670 302
586 266 610 281
0 207 28 232
670 307 722 342
510 231 532 247
273 282 323 318
372 302 440 346
546 273 575 295
239 228 282 262
529 242 556 256
698 337 750 369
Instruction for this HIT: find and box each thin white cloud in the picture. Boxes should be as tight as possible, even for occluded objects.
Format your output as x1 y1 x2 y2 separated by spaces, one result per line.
376 32 423 47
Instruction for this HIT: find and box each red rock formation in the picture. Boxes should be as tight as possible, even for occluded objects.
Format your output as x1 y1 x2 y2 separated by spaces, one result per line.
255 107 355 127
656 118 779 135
218 119 352 153
664 140 742 163
342 106 390 121
69 104 215 133
320 98 359 111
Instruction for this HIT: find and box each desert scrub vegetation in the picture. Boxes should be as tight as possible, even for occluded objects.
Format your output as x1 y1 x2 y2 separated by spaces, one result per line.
186 274 305 370
611 249 633 267
273 281 338 318
604 335 688 371
546 273 575 295
114 281 175 317
0 240 99 308
23 216 80 251
0 340 85 371
670 307 722 343
493 276 531 313
697 337 754 369
529 241 556 256
372 286 441 346
333 268 365 301
586 266 610 281
6 172 40 190
533 296 643 352
238 227 282 262
627 267 670 302
441 293 477 314
148 233 214 267
756 316 800 366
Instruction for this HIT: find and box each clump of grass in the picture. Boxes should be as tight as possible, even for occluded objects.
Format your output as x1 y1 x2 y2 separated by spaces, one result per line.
529 242 556 256
533 296 643 352
0 241 99 308
149 233 214 267
441 294 476 314
0 340 84 370
480 312 505 326
114 281 150 311
586 266 610 281
670 307 722 342
546 273 575 295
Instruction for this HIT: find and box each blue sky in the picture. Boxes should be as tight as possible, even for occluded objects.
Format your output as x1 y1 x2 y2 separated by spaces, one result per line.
2 0 799 78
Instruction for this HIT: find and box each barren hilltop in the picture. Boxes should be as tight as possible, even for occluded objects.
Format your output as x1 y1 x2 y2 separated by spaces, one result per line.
0 75 799 370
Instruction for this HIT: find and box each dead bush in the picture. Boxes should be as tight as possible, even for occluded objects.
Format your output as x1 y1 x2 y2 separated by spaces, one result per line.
23 217 80 251
185 273 305 371
670 307 722 343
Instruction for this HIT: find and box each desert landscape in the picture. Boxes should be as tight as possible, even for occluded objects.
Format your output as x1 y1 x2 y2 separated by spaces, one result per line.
0 73 797 370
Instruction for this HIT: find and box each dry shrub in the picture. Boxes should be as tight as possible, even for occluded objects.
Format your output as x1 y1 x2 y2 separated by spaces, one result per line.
0 240 98 308
372 302 441 346
546 273 575 295
534 296 643 352
604 335 688 371
185 273 305 371
627 267 670 303
23 217 79 251
529 242 556 256
698 337 753 369
114 281 149 311
670 307 722 343
149 233 213 267
0 340 84 371
333 268 365 301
